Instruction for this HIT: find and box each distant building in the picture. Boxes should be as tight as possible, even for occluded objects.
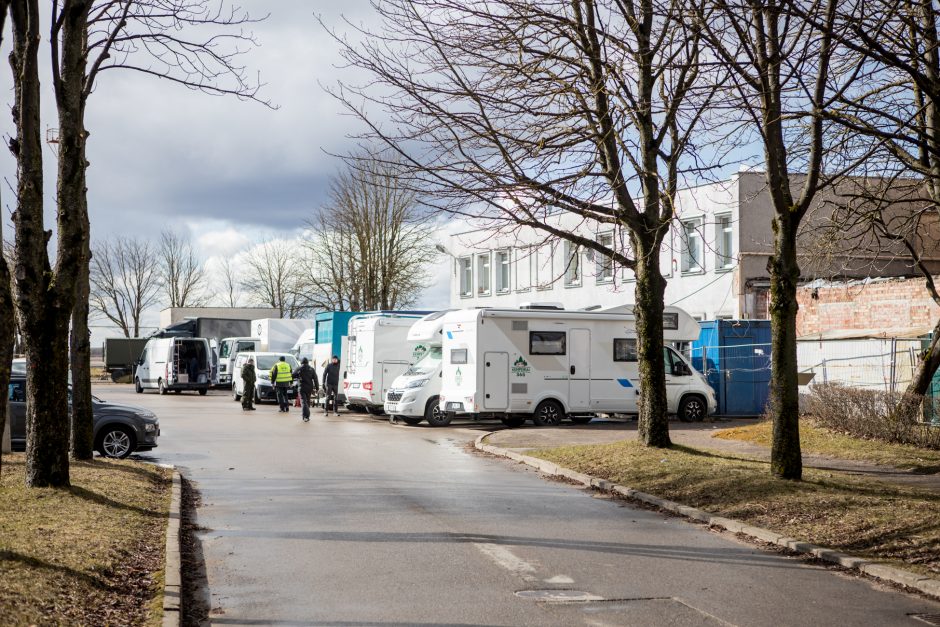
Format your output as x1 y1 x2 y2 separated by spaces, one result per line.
159 306 281 328
447 171 939 321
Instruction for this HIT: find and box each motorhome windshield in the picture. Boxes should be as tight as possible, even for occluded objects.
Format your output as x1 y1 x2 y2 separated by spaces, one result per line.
404 345 442 376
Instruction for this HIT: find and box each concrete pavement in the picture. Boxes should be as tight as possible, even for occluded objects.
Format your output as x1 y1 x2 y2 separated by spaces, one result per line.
96 384 940 626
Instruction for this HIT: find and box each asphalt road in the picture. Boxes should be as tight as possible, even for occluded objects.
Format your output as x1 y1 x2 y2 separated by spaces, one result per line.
101 384 940 627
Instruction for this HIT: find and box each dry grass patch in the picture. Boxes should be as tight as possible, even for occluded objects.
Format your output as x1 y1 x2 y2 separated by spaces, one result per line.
715 419 940 473
0 454 171 626
532 440 940 576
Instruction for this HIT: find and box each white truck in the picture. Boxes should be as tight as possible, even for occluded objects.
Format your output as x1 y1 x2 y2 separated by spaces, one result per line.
437 305 715 427
217 337 261 386
344 314 424 413
384 311 450 425
251 318 314 353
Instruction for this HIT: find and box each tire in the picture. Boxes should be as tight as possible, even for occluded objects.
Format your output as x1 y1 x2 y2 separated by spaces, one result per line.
501 415 526 428
570 415 593 424
135 378 143 394
678 395 707 423
254 388 262 405
158 379 168 395
400 416 423 426
425 397 451 427
233 387 242 402
198 388 208 396
96 425 135 459
532 399 565 427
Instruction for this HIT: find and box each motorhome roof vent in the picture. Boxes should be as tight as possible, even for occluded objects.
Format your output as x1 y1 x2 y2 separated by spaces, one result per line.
519 302 565 310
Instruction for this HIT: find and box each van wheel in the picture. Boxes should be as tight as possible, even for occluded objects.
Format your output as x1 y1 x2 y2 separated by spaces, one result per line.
254 389 262 405
96 426 135 459
400 416 423 426
198 388 208 396
501 415 526 428
678 395 706 423
425 397 451 426
570 415 593 424
158 379 168 395
135 378 143 394
532 400 564 427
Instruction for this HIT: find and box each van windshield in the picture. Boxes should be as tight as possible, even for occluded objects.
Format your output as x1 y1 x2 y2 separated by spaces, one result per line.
256 355 299 370
404 346 442 376
219 341 232 358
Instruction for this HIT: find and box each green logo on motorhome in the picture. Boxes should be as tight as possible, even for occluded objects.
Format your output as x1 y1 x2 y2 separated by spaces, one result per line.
412 344 428 362
511 356 531 377
455 367 463 386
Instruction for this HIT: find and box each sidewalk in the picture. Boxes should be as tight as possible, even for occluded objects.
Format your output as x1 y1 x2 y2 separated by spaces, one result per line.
484 418 940 494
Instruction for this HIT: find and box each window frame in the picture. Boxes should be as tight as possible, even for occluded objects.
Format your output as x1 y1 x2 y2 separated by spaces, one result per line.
529 330 567 355
681 218 704 274
715 213 734 271
476 252 492 296
495 248 511 294
458 256 473 298
595 232 615 284
613 338 638 362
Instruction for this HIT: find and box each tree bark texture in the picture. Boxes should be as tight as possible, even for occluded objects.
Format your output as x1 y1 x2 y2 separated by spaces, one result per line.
0 0 14 477
634 235 671 448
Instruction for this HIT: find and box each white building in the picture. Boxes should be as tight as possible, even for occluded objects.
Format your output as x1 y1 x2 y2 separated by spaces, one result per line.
446 171 932 320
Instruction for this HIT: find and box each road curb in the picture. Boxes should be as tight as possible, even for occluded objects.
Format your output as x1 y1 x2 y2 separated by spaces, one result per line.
474 433 940 601
160 466 182 627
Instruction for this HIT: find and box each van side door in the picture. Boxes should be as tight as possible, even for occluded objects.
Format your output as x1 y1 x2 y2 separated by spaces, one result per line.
136 345 151 386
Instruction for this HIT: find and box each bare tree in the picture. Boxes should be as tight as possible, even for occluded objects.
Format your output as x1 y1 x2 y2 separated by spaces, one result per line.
304 157 435 311
241 240 309 317
90 236 162 338
158 229 207 308
216 256 242 307
328 0 721 446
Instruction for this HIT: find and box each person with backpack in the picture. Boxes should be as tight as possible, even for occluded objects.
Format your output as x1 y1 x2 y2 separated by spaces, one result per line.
293 357 319 422
322 355 341 416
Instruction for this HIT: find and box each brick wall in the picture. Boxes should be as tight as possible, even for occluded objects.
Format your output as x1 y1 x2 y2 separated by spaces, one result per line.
796 277 940 336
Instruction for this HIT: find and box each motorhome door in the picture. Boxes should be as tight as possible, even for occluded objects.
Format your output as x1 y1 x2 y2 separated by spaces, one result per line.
483 352 509 409
569 329 591 410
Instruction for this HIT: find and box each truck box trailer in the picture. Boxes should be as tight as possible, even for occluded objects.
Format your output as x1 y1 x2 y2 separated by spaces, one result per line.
344 314 425 413
103 338 149 382
438 305 715 427
251 318 314 353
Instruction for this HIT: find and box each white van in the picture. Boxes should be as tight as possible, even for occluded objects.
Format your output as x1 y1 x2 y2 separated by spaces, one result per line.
135 337 213 395
384 311 450 425
438 305 715 427
217 337 261 386
344 314 423 413
231 351 300 404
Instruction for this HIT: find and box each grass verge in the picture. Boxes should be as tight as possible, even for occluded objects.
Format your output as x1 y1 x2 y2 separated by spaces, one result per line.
0 454 171 626
531 440 940 577
714 419 940 473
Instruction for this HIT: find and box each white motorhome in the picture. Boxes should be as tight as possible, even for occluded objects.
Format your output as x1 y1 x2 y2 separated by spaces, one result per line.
217 337 262 386
344 314 424 413
384 311 451 425
438 305 715 427
292 329 316 361
135 337 213 395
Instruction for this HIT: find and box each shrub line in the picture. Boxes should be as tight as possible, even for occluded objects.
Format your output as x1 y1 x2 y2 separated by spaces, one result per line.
475 433 940 601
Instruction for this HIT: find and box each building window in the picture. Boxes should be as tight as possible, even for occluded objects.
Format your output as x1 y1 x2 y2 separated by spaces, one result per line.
681 219 704 273
495 249 511 293
715 214 734 270
596 232 614 283
564 241 581 287
458 257 472 297
535 244 553 290
530 331 566 355
476 253 491 295
613 338 637 362
514 247 532 291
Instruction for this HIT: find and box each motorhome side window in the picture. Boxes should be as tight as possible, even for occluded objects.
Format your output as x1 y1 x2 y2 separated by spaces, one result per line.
450 349 468 364
613 338 638 362
529 331 566 355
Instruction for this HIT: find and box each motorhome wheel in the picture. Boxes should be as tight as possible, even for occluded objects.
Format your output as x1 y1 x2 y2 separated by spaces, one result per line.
532 400 564 427
678 395 706 422
425 398 452 426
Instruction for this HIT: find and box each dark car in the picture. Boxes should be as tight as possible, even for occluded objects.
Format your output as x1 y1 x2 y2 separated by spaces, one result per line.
8 377 160 458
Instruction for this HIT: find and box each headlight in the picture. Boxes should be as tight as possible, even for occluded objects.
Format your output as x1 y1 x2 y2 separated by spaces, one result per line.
405 378 429 389
144 423 157 432
259 373 270 380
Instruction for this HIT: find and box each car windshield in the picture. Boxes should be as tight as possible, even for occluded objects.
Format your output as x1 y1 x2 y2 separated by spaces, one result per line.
403 346 442 376
256 355 299 370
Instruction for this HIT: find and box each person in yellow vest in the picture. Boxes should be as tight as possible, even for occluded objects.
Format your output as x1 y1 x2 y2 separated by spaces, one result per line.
270 356 294 412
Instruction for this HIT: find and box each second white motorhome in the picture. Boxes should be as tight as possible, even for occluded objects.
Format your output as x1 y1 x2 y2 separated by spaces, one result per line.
438 305 715 427
344 314 424 413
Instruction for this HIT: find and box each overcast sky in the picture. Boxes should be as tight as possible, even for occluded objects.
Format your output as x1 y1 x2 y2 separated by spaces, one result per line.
0 1 454 338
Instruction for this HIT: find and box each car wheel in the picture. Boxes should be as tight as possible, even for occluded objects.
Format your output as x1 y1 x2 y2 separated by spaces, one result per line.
570 415 593 424
233 387 242 402
532 400 565 427
198 388 208 396
679 395 706 423
254 388 262 405
500 415 526 428
158 379 168 395
425 397 451 427
97 426 135 459
400 416 423 426
135 378 143 394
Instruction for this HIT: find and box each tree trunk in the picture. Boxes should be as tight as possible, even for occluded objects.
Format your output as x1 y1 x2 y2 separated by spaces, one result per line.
0 261 14 476
904 316 940 400
70 265 93 460
634 236 671 448
767 217 803 480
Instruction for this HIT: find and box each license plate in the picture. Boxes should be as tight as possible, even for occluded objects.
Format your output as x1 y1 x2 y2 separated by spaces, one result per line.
445 402 463 411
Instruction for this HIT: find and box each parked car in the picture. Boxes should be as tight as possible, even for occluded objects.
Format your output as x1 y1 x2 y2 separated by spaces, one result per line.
8 376 160 458
231 352 299 404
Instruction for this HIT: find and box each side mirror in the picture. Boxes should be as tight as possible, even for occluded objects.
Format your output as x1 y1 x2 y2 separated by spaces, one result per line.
137 358 144 366
672 362 692 377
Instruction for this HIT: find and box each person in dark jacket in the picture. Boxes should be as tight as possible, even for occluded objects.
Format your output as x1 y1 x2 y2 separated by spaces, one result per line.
241 358 257 411
292 357 319 422
322 355 341 416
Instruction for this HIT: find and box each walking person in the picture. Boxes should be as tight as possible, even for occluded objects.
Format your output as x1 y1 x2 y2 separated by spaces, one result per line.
322 355 341 416
271 355 293 412
293 357 319 422
241 357 257 411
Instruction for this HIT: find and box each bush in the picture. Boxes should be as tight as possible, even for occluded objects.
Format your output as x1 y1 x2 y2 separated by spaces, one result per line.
805 383 940 450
